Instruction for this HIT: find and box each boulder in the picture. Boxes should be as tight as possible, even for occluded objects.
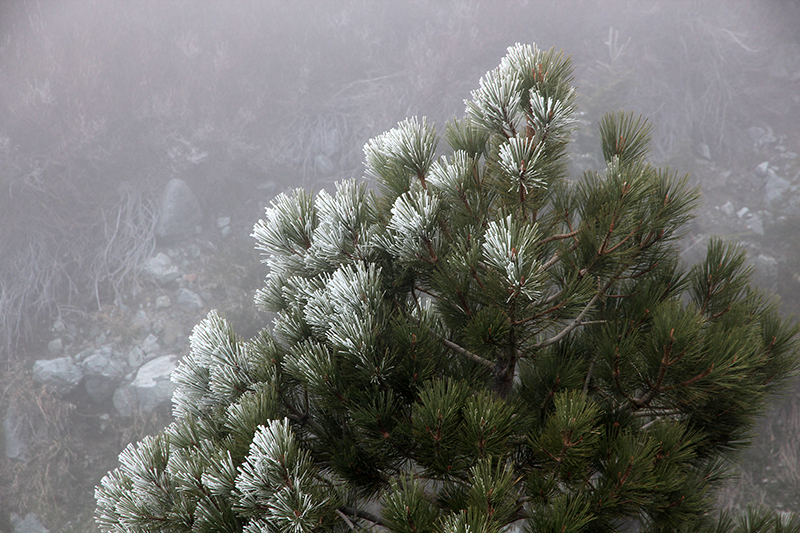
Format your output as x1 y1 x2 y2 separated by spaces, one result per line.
763 170 791 205
176 288 203 309
155 178 202 240
10 513 49 533
746 214 764 236
754 253 779 288
755 161 770 177
82 345 128 404
720 201 735 217
680 234 710 267
3 403 28 461
144 252 180 285
314 154 335 176
747 126 775 147
47 338 63 356
140 333 161 355
32 357 83 395
112 354 179 417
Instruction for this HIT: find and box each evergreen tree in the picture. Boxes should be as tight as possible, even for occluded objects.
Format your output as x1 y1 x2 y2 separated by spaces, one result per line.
96 43 800 533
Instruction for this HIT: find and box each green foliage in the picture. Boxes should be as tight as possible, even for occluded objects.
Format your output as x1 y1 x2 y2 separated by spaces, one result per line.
97 43 800 533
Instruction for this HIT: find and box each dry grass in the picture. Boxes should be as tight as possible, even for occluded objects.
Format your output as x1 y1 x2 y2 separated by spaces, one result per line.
2 0 793 363
0 361 175 530
717 386 800 513
0 365 78 518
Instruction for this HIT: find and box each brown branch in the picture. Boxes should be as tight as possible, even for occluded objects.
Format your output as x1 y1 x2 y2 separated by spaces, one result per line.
603 229 636 255
535 287 564 307
538 252 562 273
339 506 384 527
538 240 580 274
660 365 714 392
439 336 495 369
583 360 595 394
533 283 608 350
538 229 579 246
336 509 357 530
631 408 681 418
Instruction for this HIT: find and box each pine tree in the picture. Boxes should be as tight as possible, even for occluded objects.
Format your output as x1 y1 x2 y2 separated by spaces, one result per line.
96 43 800 533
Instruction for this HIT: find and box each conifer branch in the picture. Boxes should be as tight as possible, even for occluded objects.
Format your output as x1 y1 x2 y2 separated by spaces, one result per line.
535 287 564 306
533 286 604 349
336 509 357 530
631 408 681 418
538 229 579 246
537 240 580 274
583 360 595 394
338 506 384 526
439 336 496 369
534 261 626 350
284 399 325 435
538 251 563 273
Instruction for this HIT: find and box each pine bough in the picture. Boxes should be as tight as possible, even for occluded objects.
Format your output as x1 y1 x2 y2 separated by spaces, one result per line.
96 43 800 533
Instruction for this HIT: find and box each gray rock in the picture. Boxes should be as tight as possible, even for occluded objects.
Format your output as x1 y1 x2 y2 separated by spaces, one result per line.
216 216 231 229
720 201 735 217
321 128 341 157
314 154 335 176
32 357 83 395
10 513 49 533
4 404 28 461
176 288 203 309
113 354 179 417
680 234 710 267
155 295 172 309
47 338 62 356
754 254 779 287
160 319 184 348
220 225 232 238
746 215 764 236
131 309 150 332
141 333 161 355
764 171 791 205
82 346 128 403
737 207 749 219
155 178 202 240
144 252 180 285
755 161 770 177
257 181 278 194
748 126 776 147
127 345 145 368
72 347 93 362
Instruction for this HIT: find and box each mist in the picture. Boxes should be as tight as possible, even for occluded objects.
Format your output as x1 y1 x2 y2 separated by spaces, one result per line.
1 0 799 530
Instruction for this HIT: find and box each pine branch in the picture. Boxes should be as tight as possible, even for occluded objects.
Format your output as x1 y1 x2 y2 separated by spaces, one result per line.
533 261 625 350
537 239 580 274
533 285 605 349
583 360 595 394
339 506 384 526
336 509 357 530
631 408 682 418
284 398 326 435
537 229 579 246
535 287 564 307
439 335 496 369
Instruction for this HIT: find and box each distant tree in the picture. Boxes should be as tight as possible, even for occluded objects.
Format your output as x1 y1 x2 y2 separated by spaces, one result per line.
96 43 800 533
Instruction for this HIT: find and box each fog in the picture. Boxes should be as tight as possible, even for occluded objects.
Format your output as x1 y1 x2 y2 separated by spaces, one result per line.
1 0 799 529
